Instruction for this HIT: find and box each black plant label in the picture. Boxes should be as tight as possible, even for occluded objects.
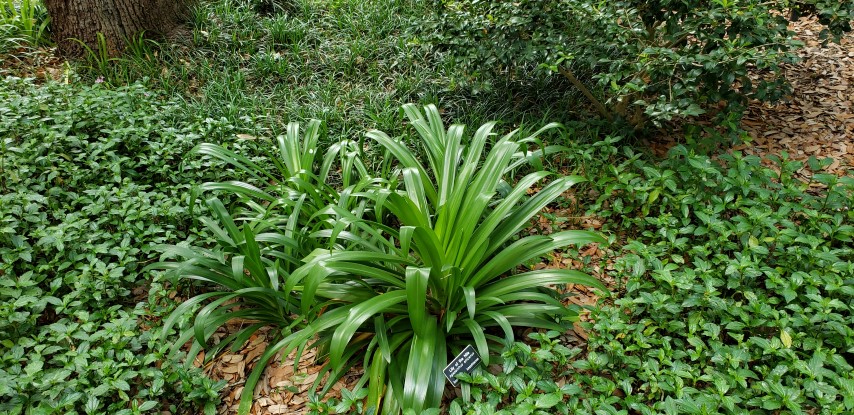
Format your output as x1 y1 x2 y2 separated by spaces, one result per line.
443 344 481 387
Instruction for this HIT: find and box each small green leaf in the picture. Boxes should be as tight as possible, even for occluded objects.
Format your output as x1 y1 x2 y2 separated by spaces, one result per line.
534 392 561 409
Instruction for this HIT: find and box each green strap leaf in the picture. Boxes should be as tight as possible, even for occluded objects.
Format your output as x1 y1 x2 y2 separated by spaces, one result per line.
480 311 514 344
470 230 606 288
200 181 275 202
479 269 606 299
486 176 586 255
461 318 490 366
406 267 431 337
330 291 408 369
462 286 476 321
193 143 275 182
402 316 439 412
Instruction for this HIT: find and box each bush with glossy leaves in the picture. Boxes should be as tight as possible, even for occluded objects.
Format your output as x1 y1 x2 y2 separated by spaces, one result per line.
435 0 853 132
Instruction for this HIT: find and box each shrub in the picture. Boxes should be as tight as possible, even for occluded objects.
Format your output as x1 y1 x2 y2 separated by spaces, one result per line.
435 0 853 131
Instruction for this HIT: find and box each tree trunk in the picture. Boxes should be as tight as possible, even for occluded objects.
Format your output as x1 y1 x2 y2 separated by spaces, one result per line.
42 0 189 57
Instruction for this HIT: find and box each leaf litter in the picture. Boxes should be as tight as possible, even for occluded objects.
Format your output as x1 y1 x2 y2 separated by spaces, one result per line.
738 16 854 177
652 16 853 178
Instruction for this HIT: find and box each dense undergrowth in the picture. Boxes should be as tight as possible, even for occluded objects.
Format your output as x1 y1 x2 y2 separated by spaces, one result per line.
1 0 853 414
581 148 854 414
0 77 248 414
437 0 853 132
453 143 854 414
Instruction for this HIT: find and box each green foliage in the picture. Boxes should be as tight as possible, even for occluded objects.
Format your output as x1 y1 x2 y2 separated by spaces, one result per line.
436 0 853 131
450 331 582 415
285 104 605 414
5 2 851 415
444 141 854 414
803 0 854 41
73 32 116 75
149 119 372 408
0 0 50 53
158 104 606 415
0 77 233 414
576 148 854 413
78 0 453 143
57 0 596 148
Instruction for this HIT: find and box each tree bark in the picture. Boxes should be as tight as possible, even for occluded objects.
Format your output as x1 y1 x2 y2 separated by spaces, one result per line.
42 0 189 57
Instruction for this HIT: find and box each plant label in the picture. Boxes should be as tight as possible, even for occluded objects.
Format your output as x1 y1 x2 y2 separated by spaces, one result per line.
443 344 481 387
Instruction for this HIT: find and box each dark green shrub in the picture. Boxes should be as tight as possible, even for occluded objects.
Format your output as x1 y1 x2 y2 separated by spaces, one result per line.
435 0 853 131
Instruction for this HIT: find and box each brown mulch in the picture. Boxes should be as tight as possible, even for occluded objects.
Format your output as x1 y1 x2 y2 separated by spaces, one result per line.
650 16 854 177
737 16 854 176
0 47 66 81
196 327 358 415
529 200 614 348
170 323 359 415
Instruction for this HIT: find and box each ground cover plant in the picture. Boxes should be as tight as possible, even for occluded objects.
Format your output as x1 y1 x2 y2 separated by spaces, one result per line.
1 0 853 414
0 1 602 413
450 142 854 414
81 0 453 143
0 76 243 414
44 0 596 145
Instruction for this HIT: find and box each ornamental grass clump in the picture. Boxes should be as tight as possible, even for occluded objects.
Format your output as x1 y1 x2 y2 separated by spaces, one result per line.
150 119 374 393
156 104 606 415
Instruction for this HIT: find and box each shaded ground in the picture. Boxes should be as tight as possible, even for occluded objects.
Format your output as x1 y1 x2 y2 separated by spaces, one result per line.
651 16 854 177
739 16 854 176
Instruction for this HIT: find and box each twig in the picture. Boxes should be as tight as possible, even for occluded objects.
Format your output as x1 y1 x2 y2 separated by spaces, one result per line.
558 65 614 122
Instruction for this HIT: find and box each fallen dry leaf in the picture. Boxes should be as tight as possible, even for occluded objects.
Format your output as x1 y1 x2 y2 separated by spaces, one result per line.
652 16 853 178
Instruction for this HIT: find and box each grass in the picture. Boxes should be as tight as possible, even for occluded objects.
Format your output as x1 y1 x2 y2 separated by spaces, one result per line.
0 0 49 53
64 0 597 148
